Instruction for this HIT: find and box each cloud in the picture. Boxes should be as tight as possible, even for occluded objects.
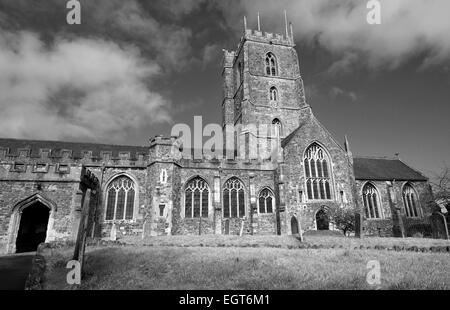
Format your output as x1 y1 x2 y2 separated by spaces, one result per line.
89 0 195 72
201 44 221 68
326 52 360 76
233 0 450 70
0 30 171 143
156 0 203 17
329 86 358 102
0 0 196 72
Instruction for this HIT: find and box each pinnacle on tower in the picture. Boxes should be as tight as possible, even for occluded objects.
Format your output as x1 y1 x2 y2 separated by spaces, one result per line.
344 135 352 154
257 12 261 31
284 10 289 38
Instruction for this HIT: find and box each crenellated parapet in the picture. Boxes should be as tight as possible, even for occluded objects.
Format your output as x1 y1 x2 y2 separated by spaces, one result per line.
241 28 294 48
147 134 277 170
0 139 149 171
149 135 181 162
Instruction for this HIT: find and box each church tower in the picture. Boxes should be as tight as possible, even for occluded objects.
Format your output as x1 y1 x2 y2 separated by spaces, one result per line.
222 13 309 160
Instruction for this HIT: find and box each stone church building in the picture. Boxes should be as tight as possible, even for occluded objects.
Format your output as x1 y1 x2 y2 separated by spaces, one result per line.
0 24 432 254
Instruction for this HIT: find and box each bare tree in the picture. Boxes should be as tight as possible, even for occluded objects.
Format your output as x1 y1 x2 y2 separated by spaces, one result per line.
430 165 450 200
429 165 450 214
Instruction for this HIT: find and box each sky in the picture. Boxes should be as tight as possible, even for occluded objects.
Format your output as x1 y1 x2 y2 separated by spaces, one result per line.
0 0 449 178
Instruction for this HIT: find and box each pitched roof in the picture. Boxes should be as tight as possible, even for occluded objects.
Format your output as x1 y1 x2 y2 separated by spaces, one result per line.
0 138 148 160
281 113 345 153
281 125 303 148
353 157 428 181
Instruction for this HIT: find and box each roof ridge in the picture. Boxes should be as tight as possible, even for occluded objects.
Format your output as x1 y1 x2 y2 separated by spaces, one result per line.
353 155 399 160
281 125 302 147
397 158 429 180
311 113 346 153
353 156 428 181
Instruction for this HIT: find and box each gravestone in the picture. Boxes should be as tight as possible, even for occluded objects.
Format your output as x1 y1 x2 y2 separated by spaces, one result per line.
430 212 449 240
224 219 230 235
354 212 363 238
110 223 117 241
239 218 245 236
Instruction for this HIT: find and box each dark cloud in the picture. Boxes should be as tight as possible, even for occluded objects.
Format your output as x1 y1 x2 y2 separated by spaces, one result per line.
0 31 170 142
232 0 450 70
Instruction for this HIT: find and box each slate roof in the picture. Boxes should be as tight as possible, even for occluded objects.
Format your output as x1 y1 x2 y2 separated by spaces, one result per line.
353 157 428 181
0 138 148 160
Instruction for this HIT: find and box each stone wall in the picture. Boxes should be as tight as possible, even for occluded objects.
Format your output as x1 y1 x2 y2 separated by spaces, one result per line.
355 179 432 237
238 34 308 161
89 167 148 239
171 164 277 236
282 110 355 234
0 162 82 254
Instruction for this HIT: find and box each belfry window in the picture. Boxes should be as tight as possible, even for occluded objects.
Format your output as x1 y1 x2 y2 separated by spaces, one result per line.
223 177 245 218
270 87 278 101
258 188 274 213
304 143 332 200
185 177 209 218
362 183 383 219
403 184 420 218
105 176 136 220
265 53 277 76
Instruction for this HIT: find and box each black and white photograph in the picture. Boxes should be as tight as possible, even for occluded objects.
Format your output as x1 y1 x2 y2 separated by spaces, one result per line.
0 0 449 297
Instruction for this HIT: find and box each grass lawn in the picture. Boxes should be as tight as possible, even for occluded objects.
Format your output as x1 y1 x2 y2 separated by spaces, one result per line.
119 234 450 250
43 235 450 290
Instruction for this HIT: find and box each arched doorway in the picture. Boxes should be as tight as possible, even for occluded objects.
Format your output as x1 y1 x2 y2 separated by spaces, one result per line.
15 202 50 253
316 208 329 231
291 216 299 235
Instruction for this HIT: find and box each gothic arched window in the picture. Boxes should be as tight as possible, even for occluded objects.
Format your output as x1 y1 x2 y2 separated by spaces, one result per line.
105 176 136 220
270 87 278 101
223 177 245 218
258 188 274 213
403 184 420 218
271 118 282 138
304 143 332 200
265 53 277 76
185 177 209 218
362 183 383 219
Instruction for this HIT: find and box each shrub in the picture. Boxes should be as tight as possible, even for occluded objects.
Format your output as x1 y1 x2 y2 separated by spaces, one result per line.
329 207 355 236
412 232 424 238
407 223 432 237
